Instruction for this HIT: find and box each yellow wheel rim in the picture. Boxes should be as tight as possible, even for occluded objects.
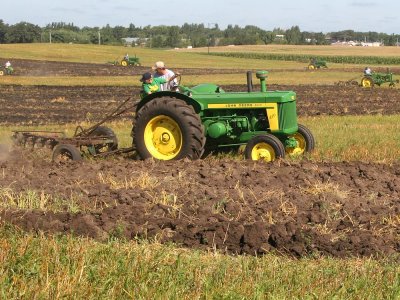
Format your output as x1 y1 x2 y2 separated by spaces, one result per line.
121 60 128 66
286 133 306 157
362 78 372 87
0 71 3 76
144 115 182 160
308 65 315 70
251 142 275 161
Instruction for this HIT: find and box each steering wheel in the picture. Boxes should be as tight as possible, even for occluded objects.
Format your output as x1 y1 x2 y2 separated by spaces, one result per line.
170 74 181 91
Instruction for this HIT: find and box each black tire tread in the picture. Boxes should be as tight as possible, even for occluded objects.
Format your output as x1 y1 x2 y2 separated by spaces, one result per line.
134 97 205 160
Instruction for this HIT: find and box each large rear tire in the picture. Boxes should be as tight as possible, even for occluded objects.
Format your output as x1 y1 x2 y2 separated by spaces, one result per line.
361 76 374 88
134 98 205 160
244 134 285 162
285 124 315 157
121 60 128 67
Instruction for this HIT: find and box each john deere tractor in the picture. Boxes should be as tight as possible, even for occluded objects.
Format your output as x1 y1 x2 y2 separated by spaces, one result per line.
361 69 399 88
0 66 14 76
108 55 140 66
307 59 327 70
133 71 315 162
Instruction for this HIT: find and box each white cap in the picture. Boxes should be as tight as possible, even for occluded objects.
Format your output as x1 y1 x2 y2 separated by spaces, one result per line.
152 61 165 70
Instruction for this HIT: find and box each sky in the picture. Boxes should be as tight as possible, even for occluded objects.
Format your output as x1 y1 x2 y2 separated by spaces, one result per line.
3 0 400 34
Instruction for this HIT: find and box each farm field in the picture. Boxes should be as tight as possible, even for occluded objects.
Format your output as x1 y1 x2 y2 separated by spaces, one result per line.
0 44 399 298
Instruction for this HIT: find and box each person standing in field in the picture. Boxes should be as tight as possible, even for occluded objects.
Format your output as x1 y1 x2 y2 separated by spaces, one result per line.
152 61 179 91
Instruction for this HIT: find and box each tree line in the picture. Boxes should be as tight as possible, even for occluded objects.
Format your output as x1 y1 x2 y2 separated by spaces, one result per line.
0 20 399 47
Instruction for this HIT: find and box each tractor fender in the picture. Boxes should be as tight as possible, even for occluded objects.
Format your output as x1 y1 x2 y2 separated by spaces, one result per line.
136 91 202 114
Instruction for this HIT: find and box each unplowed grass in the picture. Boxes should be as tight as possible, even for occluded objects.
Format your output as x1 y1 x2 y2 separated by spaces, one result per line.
0 225 399 299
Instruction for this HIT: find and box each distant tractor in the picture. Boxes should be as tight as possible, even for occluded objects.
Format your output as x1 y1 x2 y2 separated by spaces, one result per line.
361 69 399 88
0 66 14 76
108 54 141 67
308 58 328 70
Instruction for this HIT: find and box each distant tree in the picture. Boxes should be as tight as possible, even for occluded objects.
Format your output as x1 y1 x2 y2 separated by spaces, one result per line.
165 26 180 48
285 26 302 44
0 19 8 43
5 22 40 43
260 31 275 44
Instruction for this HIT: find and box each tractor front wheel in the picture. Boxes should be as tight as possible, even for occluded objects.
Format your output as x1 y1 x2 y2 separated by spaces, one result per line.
134 98 205 160
244 134 285 162
285 124 315 157
361 76 374 88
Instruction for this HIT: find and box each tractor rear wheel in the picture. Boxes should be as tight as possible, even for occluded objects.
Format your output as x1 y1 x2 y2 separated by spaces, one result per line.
0 70 3 76
285 124 315 157
244 134 285 162
361 76 374 88
88 126 118 154
52 144 82 162
121 60 128 67
308 64 315 70
134 98 205 160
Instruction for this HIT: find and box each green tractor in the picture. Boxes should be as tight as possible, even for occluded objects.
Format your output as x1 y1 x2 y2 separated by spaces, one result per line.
307 59 327 70
133 71 315 162
108 55 141 67
0 66 14 76
361 69 399 88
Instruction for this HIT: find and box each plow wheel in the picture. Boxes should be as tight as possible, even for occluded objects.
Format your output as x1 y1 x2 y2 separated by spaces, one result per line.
134 98 205 160
285 124 315 157
88 126 118 154
244 134 285 162
361 76 374 88
52 144 82 162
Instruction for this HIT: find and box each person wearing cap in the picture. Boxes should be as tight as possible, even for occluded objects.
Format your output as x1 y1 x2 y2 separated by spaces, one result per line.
152 61 179 91
140 72 168 97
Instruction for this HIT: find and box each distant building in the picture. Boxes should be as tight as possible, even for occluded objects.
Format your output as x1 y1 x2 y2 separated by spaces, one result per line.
122 37 148 46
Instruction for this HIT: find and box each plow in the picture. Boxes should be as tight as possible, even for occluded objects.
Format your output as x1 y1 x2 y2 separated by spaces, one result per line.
12 70 315 162
12 98 138 162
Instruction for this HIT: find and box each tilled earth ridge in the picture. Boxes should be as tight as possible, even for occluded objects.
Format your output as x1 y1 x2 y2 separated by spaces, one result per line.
1 84 400 125
4 58 400 77
0 149 399 257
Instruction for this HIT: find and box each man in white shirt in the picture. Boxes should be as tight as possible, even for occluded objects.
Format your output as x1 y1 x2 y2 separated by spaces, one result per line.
364 67 372 76
152 61 179 91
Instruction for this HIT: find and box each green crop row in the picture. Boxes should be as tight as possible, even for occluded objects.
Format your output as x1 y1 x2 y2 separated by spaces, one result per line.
204 52 400 65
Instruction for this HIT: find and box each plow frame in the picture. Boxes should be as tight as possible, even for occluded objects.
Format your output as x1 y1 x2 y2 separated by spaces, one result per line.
12 97 139 161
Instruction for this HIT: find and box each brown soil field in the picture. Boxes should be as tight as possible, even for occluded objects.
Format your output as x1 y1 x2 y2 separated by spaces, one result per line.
0 59 399 258
1 84 400 125
6 58 400 77
1 148 399 258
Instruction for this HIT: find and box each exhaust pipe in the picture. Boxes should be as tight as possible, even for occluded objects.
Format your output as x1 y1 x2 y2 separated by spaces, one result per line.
247 71 253 92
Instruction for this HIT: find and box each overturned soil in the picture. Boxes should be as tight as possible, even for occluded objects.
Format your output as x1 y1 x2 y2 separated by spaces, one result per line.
0 148 399 258
1 84 400 125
